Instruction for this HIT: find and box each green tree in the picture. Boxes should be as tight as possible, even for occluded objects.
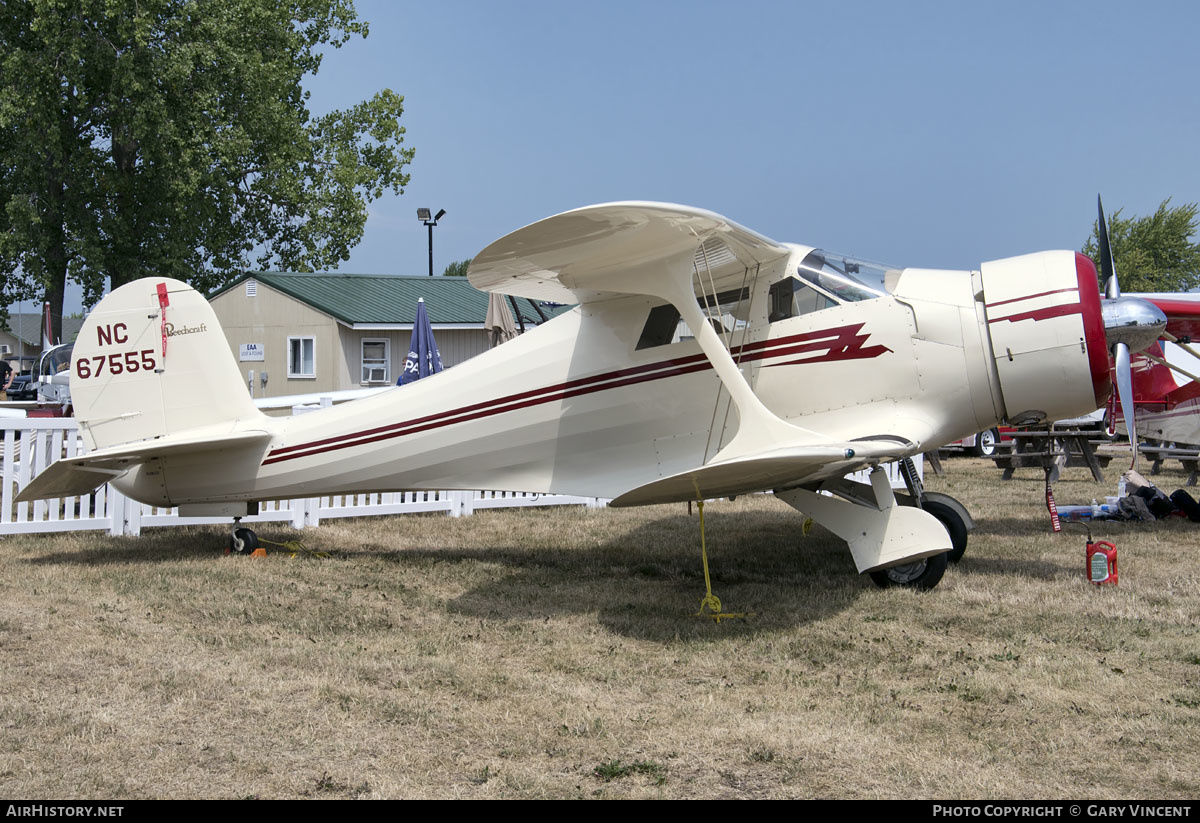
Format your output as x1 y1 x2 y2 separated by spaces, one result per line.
1083 199 1200 293
0 0 414 341
441 258 471 277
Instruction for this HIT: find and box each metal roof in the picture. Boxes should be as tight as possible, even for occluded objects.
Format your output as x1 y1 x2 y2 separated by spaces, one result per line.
215 273 569 327
1 313 85 345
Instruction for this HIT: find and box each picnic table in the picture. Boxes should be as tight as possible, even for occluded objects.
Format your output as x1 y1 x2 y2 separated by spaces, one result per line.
1140 442 1200 486
992 427 1114 482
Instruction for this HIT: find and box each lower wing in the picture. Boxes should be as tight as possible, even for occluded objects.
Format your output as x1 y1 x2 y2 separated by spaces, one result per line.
610 438 914 507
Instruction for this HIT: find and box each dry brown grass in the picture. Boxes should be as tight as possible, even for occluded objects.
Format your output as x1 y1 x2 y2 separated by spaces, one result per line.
1 457 1198 799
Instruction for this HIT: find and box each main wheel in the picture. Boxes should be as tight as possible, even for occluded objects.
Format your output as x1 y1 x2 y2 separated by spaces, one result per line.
229 527 259 555
923 499 968 563
868 551 948 590
971 428 1000 458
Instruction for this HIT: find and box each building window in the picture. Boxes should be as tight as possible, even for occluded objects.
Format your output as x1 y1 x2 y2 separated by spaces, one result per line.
288 336 315 378
361 339 389 384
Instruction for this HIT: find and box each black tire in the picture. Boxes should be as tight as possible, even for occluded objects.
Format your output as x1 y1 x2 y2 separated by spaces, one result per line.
229 527 259 555
970 428 999 458
923 499 968 563
868 551 948 590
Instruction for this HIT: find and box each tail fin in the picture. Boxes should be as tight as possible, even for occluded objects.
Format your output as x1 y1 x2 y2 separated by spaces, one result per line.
71 277 264 451
42 300 56 349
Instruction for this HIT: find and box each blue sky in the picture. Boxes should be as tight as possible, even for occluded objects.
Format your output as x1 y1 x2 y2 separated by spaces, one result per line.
23 1 1200 313
308 0 1200 275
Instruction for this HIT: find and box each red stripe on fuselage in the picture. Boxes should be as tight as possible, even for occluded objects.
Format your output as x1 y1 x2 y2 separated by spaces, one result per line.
262 322 891 466
987 303 1083 324
985 287 1079 310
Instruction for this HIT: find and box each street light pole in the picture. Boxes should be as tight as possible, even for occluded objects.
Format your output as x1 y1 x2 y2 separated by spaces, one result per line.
417 208 446 276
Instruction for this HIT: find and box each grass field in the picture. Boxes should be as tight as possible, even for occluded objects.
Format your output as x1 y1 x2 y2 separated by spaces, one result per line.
1 457 1198 799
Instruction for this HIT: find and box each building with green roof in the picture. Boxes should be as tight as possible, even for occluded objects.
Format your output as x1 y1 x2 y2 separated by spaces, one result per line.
209 273 567 400
0 312 85 369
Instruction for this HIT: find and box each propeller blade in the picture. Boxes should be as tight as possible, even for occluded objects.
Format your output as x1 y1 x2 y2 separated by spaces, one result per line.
1098 194 1119 299
1114 341 1138 470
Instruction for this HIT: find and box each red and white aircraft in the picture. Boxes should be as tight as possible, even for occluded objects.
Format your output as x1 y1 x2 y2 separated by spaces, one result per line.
17 202 1166 590
1108 297 1200 447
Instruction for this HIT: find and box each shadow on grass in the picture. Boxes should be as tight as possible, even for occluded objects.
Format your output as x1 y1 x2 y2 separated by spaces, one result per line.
362 509 879 640
13 506 941 641
18 525 244 566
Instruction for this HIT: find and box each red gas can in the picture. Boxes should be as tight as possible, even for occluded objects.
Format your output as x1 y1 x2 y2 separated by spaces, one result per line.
1087 540 1118 586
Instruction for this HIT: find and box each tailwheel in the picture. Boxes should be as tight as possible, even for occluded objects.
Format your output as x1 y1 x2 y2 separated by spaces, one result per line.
229 526 260 555
868 551 948 590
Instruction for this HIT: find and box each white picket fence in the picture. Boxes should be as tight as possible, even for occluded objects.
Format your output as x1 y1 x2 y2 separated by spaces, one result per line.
1 418 606 537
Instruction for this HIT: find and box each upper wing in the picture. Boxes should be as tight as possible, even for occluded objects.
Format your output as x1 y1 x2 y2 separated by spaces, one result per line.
468 202 793 304
610 438 914 507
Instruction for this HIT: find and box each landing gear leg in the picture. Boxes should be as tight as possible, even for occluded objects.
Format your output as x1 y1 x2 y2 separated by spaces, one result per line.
776 467 953 590
898 456 971 563
229 517 260 555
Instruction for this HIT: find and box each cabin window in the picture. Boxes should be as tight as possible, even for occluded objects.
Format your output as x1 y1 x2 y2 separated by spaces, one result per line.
361 339 389 384
636 305 681 350
768 278 834 321
288 336 315 378
635 287 750 350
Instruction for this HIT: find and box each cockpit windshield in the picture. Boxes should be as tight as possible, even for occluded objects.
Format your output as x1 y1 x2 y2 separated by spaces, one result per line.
796 250 900 303
34 344 73 381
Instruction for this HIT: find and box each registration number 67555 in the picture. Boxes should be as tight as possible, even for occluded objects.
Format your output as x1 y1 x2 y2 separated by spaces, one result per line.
75 349 158 380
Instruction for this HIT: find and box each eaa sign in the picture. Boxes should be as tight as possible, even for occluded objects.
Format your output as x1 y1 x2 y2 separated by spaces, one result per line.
239 343 265 362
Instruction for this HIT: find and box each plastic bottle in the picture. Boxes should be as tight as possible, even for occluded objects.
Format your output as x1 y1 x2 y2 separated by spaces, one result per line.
1117 476 1127 498
1091 498 1100 517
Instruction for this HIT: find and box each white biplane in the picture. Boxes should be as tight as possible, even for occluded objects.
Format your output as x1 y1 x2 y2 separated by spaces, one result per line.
17 202 1167 591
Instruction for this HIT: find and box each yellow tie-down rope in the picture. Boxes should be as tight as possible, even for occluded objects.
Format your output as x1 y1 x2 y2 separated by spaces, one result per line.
691 484 752 622
257 537 331 559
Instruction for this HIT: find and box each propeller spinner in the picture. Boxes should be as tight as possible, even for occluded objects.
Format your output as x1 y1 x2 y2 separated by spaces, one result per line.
1096 195 1168 469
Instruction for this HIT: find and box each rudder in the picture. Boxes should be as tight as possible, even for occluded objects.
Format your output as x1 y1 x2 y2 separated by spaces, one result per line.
71 278 263 451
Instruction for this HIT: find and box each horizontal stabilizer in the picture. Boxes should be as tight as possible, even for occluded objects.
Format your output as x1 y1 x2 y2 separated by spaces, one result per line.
17 429 272 502
610 439 911 507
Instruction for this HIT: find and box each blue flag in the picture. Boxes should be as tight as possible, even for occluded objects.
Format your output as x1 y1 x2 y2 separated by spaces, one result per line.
398 298 443 385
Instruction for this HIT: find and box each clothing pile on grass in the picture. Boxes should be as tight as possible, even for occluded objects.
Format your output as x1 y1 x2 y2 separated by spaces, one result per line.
1110 471 1200 522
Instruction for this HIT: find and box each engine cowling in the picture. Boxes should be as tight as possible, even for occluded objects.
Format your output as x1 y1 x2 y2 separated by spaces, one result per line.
979 251 1110 424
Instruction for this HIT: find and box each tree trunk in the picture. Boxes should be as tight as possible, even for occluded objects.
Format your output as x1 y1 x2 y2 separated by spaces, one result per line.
107 131 140 291
42 159 68 347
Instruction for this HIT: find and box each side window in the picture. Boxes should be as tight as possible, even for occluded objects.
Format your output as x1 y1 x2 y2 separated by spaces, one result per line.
636 305 681 350
635 287 750 351
768 278 833 322
288 336 315 378
361 339 389 384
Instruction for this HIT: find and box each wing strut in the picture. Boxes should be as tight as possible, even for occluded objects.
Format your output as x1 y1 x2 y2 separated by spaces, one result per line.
698 260 761 463
662 260 823 462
